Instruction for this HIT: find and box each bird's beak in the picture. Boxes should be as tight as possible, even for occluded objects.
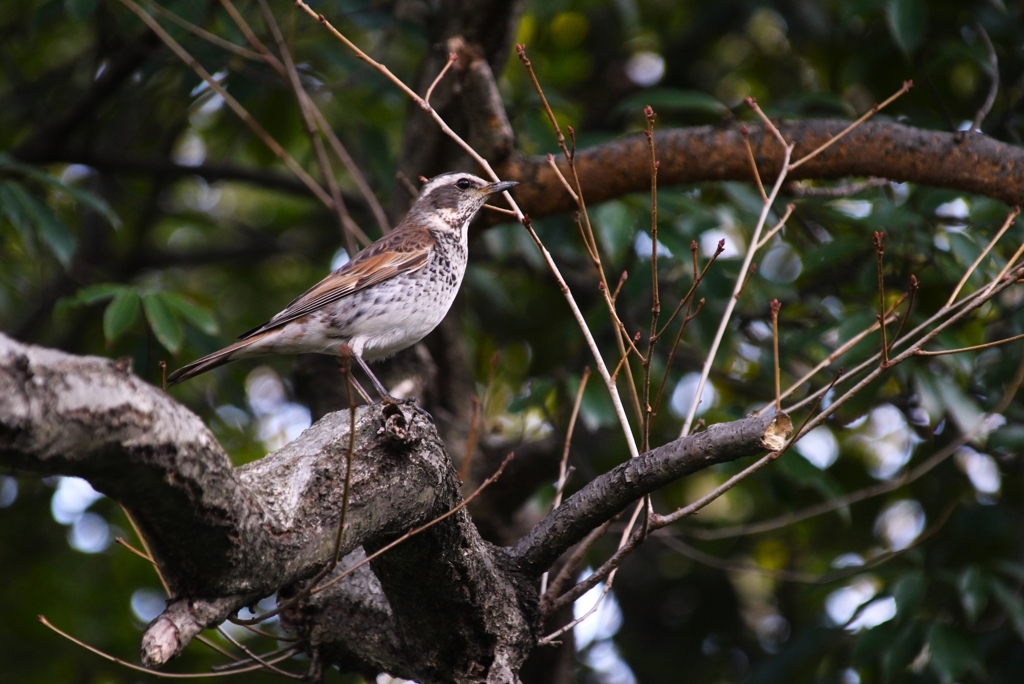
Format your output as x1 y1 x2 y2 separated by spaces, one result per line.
483 180 518 195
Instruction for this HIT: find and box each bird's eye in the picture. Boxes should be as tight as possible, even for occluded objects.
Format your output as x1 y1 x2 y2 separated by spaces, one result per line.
456 178 472 190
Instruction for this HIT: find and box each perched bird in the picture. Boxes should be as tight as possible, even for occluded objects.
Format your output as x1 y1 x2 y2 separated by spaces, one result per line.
167 172 518 401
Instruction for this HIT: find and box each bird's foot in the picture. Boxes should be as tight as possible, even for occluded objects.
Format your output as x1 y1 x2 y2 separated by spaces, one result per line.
380 394 433 421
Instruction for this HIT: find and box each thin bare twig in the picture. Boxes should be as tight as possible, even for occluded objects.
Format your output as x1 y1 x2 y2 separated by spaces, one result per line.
547 402 795 614
293 14 642 464
657 454 777 528
211 645 300 672
540 368 591 596
546 153 578 202
216 627 305 679
790 267 1023 442
652 295 703 416
745 96 789 149
969 24 999 134
770 300 781 413
680 135 793 436
39 615 298 678
888 277 918 353
234 358 358 625
780 283 987 418
655 241 720 340
219 0 389 236
114 536 154 562
754 307 900 417
754 203 795 250
543 518 616 610
458 396 482 482
946 207 1019 307
915 330 1024 357
545 518 645 616
553 369 590 512
742 125 767 200
692 351 1024 540
661 501 955 584
992 240 1024 286
118 0 333 208
118 512 276 661
785 178 889 198
666 370 836 529
611 269 628 304
539 502 644 644
425 52 458 105
141 0 263 60
789 81 913 170
642 106 660 453
258 0 360 254
481 204 517 217
874 232 889 367
517 45 644 433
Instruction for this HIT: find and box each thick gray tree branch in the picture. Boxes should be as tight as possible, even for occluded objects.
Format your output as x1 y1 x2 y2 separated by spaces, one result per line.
0 333 793 682
0 333 532 681
510 412 792 576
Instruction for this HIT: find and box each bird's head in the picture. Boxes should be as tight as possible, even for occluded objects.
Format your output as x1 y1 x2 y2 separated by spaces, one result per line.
412 172 518 233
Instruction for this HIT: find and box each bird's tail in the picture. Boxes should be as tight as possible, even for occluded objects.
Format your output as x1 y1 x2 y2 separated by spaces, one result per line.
166 331 271 387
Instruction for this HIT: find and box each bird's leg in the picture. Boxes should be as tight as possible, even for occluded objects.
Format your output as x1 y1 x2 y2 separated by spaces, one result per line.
349 375 373 405
353 354 431 418
353 353 396 401
336 355 373 405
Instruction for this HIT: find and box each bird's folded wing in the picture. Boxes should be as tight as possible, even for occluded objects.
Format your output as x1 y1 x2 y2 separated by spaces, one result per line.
239 231 433 339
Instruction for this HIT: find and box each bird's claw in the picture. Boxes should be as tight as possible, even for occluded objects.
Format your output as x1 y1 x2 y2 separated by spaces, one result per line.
381 394 433 421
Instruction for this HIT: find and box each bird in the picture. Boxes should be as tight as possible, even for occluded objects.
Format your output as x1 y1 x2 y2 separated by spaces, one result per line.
166 172 518 403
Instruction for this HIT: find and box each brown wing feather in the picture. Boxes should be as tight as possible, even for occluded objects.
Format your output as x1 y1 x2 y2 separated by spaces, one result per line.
239 227 435 340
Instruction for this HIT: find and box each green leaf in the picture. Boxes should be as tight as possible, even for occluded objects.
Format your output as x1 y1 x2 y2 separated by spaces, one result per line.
143 293 184 354
853 620 899 664
993 560 1024 584
958 565 989 623
886 0 928 55
615 88 729 117
989 577 1024 642
802 237 869 279
508 377 554 413
54 283 127 319
161 292 219 336
64 0 96 20
881 621 925 682
0 181 31 237
81 283 127 304
7 182 77 266
892 570 927 616
0 153 121 229
103 288 141 342
926 624 982 684
917 363 985 433
592 200 637 263
776 453 850 522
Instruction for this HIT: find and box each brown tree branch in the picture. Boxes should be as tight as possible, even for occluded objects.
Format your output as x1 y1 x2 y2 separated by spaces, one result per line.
495 119 1024 225
17 121 1024 226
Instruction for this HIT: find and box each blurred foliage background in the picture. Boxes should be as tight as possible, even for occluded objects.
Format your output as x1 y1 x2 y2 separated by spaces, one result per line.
3 0 1024 683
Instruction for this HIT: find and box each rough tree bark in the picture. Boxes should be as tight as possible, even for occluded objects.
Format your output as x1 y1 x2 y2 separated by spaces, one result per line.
494 119 1024 224
0 333 789 683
